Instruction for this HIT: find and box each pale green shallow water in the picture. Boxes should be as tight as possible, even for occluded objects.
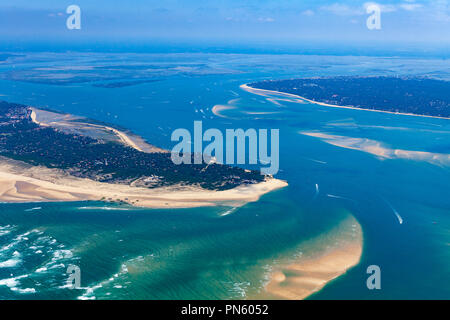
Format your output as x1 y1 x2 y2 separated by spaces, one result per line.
0 53 449 299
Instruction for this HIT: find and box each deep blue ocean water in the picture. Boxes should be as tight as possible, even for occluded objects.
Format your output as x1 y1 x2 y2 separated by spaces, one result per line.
0 52 448 299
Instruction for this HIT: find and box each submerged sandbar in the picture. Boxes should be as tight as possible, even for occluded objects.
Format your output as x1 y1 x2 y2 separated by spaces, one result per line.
253 214 363 300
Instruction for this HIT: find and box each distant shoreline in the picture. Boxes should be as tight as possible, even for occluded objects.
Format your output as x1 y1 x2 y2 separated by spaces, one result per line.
241 84 450 120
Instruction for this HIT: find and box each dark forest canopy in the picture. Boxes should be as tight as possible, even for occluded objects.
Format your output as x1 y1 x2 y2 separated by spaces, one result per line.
0 101 264 191
250 76 450 118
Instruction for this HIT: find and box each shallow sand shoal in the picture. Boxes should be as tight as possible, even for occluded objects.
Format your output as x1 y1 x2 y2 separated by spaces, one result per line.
300 131 450 166
241 84 450 120
30 107 165 153
212 104 236 118
263 242 362 300
254 215 363 300
0 158 287 209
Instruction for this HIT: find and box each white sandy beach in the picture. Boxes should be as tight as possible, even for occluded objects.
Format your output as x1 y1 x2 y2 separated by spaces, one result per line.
30 108 165 153
241 84 450 120
0 157 287 209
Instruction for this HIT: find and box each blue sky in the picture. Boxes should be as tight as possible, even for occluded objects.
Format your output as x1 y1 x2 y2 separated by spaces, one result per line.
0 0 449 48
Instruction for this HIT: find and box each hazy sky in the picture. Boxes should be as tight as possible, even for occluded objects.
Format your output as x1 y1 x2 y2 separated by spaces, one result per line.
0 0 449 47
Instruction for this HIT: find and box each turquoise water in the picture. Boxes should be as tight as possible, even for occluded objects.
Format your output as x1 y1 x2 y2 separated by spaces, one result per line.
0 53 449 299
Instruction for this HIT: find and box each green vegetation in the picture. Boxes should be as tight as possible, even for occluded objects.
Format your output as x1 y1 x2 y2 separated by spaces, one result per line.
250 76 450 118
0 101 264 190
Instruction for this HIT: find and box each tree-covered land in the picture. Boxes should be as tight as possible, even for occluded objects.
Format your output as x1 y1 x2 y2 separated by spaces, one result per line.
0 101 264 190
250 77 450 118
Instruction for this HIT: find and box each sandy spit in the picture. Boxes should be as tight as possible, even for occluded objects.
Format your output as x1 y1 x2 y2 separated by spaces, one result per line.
0 157 287 209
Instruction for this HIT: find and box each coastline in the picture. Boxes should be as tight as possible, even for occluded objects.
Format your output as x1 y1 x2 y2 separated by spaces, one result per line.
254 214 363 300
0 156 287 209
30 107 166 153
241 84 450 120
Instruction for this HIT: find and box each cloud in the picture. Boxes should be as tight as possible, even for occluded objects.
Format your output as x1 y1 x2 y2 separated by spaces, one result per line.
399 3 423 11
429 0 450 22
364 2 397 13
302 10 315 16
320 4 365 16
320 2 408 17
258 17 275 23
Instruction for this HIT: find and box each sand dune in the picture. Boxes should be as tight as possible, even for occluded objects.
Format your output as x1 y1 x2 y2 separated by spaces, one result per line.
5 107 288 209
0 157 287 209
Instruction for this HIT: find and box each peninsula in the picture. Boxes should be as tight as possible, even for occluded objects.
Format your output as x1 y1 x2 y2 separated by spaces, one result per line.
0 101 286 208
247 76 450 118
